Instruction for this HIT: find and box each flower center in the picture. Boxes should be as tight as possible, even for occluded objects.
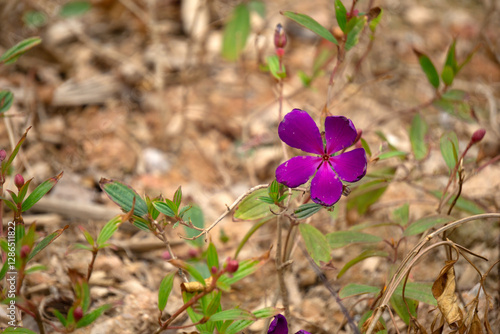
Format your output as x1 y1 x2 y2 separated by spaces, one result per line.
322 154 330 161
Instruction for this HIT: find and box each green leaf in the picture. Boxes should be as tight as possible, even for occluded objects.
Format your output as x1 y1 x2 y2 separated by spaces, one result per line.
258 196 275 204
59 1 91 17
403 215 453 236
22 172 63 212
76 304 111 328
79 226 95 247
337 250 388 278
222 4 251 61
158 272 176 311
345 16 366 51
440 132 459 173
2 127 30 176
441 65 454 86
299 224 331 265
99 178 148 217
414 49 440 89
253 307 282 318
390 294 417 325
205 291 222 317
173 186 182 207
368 8 383 32
25 264 47 274
282 11 338 45
218 259 260 288
410 114 428 161
179 205 192 219
206 242 219 270
233 188 280 221
72 243 93 251
360 138 372 157
52 309 68 327
27 225 68 261
347 178 392 215
209 309 255 322
23 10 47 28
0 261 9 280
0 90 14 113
392 203 409 226
248 0 266 18
294 202 322 219
184 261 206 284
429 190 485 215
225 319 254 334
378 151 407 160
444 39 457 73
334 0 347 32
3 329 37 334
0 37 41 65
327 231 382 249
395 282 436 306
97 216 121 246
267 55 286 80
153 201 176 217
339 283 380 298
183 205 204 247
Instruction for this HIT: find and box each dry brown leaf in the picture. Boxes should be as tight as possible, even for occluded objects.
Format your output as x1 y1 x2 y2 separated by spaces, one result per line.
469 310 484 334
432 260 463 327
180 276 213 293
361 313 385 333
431 313 445 334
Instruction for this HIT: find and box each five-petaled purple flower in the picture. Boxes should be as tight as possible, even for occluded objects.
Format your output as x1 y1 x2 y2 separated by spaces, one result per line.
276 109 367 206
268 314 310 334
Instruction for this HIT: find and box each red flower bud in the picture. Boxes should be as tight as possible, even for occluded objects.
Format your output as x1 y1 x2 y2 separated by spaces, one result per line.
225 259 239 273
470 128 486 144
73 306 83 322
14 174 25 189
188 248 199 258
162 251 172 261
0 150 6 161
211 266 218 275
274 23 287 49
20 245 31 259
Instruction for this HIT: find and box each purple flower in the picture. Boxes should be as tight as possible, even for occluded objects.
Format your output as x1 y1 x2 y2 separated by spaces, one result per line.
268 314 310 334
276 109 367 206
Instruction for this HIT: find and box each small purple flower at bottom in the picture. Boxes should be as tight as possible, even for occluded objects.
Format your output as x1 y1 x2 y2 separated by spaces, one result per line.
268 314 310 334
276 109 367 206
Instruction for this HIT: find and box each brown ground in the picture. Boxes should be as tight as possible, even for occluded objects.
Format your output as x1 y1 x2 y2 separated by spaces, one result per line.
1 0 499 333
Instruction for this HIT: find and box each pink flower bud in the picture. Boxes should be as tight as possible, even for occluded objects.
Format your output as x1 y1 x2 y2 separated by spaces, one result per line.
274 23 287 49
73 306 83 322
188 248 199 258
0 150 6 161
211 266 218 275
20 245 31 259
470 129 486 144
14 174 25 189
225 259 239 274
162 251 171 261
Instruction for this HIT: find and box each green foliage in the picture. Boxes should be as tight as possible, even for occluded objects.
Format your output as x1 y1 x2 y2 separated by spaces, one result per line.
294 202 323 219
183 205 205 247
76 304 112 328
99 178 148 217
3 327 37 333
0 37 41 65
345 16 366 51
327 231 382 249
334 0 348 32
28 225 68 262
390 294 417 325
222 4 250 61
23 11 47 28
299 224 331 265
337 250 389 278
440 132 459 173
267 55 286 80
59 1 92 17
339 283 380 298
234 188 281 221
0 90 14 114
206 242 219 270
158 272 176 311
347 168 395 214
403 216 453 236
414 50 440 89
282 11 338 45
410 114 428 160
429 190 485 214
433 90 473 121
22 172 63 212
96 216 121 246
392 203 409 226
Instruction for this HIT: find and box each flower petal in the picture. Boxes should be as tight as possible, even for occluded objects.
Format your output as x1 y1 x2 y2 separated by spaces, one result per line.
310 162 343 206
276 156 321 188
330 148 367 182
279 109 324 154
268 315 288 334
324 116 357 155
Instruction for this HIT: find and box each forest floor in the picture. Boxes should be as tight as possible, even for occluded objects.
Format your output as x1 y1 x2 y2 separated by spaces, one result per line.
0 0 499 333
